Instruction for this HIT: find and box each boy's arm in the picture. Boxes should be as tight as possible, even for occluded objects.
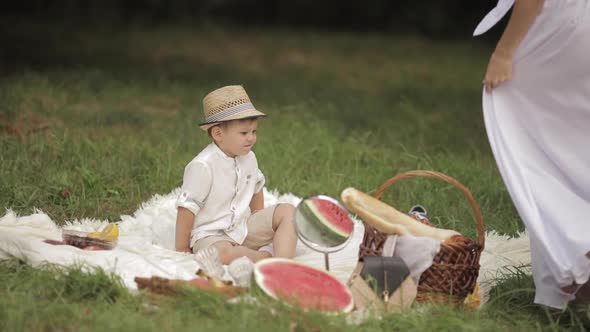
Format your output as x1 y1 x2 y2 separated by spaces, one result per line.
483 0 545 91
175 207 195 252
250 191 264 213
175 160 212 253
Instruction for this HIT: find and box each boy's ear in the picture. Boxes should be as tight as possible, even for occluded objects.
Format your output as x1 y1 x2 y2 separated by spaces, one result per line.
211 126 223 142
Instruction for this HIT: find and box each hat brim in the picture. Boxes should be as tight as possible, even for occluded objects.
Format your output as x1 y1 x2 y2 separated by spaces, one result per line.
199 109 266 131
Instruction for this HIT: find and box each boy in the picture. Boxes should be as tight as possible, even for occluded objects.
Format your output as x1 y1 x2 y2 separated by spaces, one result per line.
174 85 297 265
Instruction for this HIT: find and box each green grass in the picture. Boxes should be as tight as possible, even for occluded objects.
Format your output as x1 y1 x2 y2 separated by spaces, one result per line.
1 260 577 332
1 21 588 331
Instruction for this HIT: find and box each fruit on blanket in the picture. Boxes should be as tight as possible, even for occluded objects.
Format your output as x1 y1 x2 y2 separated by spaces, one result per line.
253 258 354 312
83 246 105 251
197 269 233 288
341 187 460 241
464 283 481 309
88 223 119 241
188 277 211 288
302 198 353 242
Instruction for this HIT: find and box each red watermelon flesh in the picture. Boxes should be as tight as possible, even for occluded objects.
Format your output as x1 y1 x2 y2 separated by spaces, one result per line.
308 198 353 236
254 258 353 312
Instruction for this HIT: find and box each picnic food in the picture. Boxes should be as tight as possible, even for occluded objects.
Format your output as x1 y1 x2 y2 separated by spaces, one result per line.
62 229 118 250
253 258 354 312
61 224 119 250
88 223 119 241
341 187 460 242
301 197 353 243
134 274 245 298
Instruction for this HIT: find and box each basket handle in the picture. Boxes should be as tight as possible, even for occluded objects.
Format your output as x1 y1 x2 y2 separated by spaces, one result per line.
373 170 485 249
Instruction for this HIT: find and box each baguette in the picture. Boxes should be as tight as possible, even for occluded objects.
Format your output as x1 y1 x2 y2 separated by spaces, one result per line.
341 187 460 242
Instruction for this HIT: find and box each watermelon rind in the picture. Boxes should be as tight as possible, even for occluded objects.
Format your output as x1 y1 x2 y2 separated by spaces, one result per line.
297 202 345 247
300 199 351 243
253 258 354 313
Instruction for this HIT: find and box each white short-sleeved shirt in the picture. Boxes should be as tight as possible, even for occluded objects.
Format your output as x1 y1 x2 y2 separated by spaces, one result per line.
175 143 265 248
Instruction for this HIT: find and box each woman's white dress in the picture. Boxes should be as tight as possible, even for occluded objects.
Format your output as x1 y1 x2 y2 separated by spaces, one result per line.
474 0 590 309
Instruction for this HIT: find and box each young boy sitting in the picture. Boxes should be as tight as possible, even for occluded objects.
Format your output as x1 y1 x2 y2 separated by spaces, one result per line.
174 85 298 264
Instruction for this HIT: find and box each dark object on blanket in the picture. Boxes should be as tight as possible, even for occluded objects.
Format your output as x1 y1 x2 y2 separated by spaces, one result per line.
44 239 106 251
358 170 485 305
135 276 184 295
62 230 116 250
359 256 410 298
347 257 416 312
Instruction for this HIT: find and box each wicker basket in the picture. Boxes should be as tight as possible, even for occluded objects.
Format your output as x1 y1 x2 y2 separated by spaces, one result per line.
358 170 486 304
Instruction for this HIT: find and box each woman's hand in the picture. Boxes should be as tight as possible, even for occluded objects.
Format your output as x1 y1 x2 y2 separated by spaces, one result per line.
483 51 513 92
481 0 544 92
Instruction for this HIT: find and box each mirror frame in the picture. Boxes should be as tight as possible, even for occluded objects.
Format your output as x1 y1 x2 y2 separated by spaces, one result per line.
293 194 356 255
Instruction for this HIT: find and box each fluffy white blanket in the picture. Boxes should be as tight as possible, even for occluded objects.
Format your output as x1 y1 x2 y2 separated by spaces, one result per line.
0 188 531 305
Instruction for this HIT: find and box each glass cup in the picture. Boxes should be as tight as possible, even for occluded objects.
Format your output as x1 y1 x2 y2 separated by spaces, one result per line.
228 256 254 288
193 246 225 279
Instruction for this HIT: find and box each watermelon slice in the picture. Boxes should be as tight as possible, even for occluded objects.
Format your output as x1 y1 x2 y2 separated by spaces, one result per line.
298 197 354 246
253 258 354 313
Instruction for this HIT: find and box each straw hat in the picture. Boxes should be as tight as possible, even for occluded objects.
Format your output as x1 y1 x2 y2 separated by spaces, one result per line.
199 85 266 131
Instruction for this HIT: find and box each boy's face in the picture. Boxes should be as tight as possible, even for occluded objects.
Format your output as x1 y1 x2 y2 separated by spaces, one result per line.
215 119 258 157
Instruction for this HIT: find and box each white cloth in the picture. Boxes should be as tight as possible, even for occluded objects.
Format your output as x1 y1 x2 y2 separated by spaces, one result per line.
382 235 441 283
0 189 314 291
175 143 266 247
473 0 515 36
477 0 590 309
0 187 537 307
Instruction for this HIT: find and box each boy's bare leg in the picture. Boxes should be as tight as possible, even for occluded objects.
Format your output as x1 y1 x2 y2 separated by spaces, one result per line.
271 204 297 258
213 241 271 265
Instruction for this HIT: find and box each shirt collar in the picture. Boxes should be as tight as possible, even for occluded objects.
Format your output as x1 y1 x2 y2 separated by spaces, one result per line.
210 143 238 162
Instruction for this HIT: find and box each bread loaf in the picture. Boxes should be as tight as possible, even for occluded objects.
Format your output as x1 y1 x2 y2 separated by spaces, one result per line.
341 187 460 241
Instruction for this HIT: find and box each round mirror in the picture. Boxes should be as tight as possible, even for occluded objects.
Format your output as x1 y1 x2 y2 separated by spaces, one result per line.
294 195 355 270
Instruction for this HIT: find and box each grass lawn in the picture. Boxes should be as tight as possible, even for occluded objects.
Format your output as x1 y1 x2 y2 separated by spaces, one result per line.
1 20 588 331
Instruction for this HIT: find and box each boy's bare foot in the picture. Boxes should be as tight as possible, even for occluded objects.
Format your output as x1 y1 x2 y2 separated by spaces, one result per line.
215 242 273 264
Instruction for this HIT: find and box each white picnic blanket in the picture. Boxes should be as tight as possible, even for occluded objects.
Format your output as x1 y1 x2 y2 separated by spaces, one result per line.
0 188 531 305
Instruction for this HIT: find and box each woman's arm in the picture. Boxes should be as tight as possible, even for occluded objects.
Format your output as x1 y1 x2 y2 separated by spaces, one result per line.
483 0 545 91
175 207 195 252
250 191 264 213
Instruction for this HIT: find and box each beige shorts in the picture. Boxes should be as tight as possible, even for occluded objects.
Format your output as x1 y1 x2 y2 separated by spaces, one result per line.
192 204 279 253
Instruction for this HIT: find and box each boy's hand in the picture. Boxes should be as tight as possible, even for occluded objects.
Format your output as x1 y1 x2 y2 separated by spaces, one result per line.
249 191 264 212
483 51 513 92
